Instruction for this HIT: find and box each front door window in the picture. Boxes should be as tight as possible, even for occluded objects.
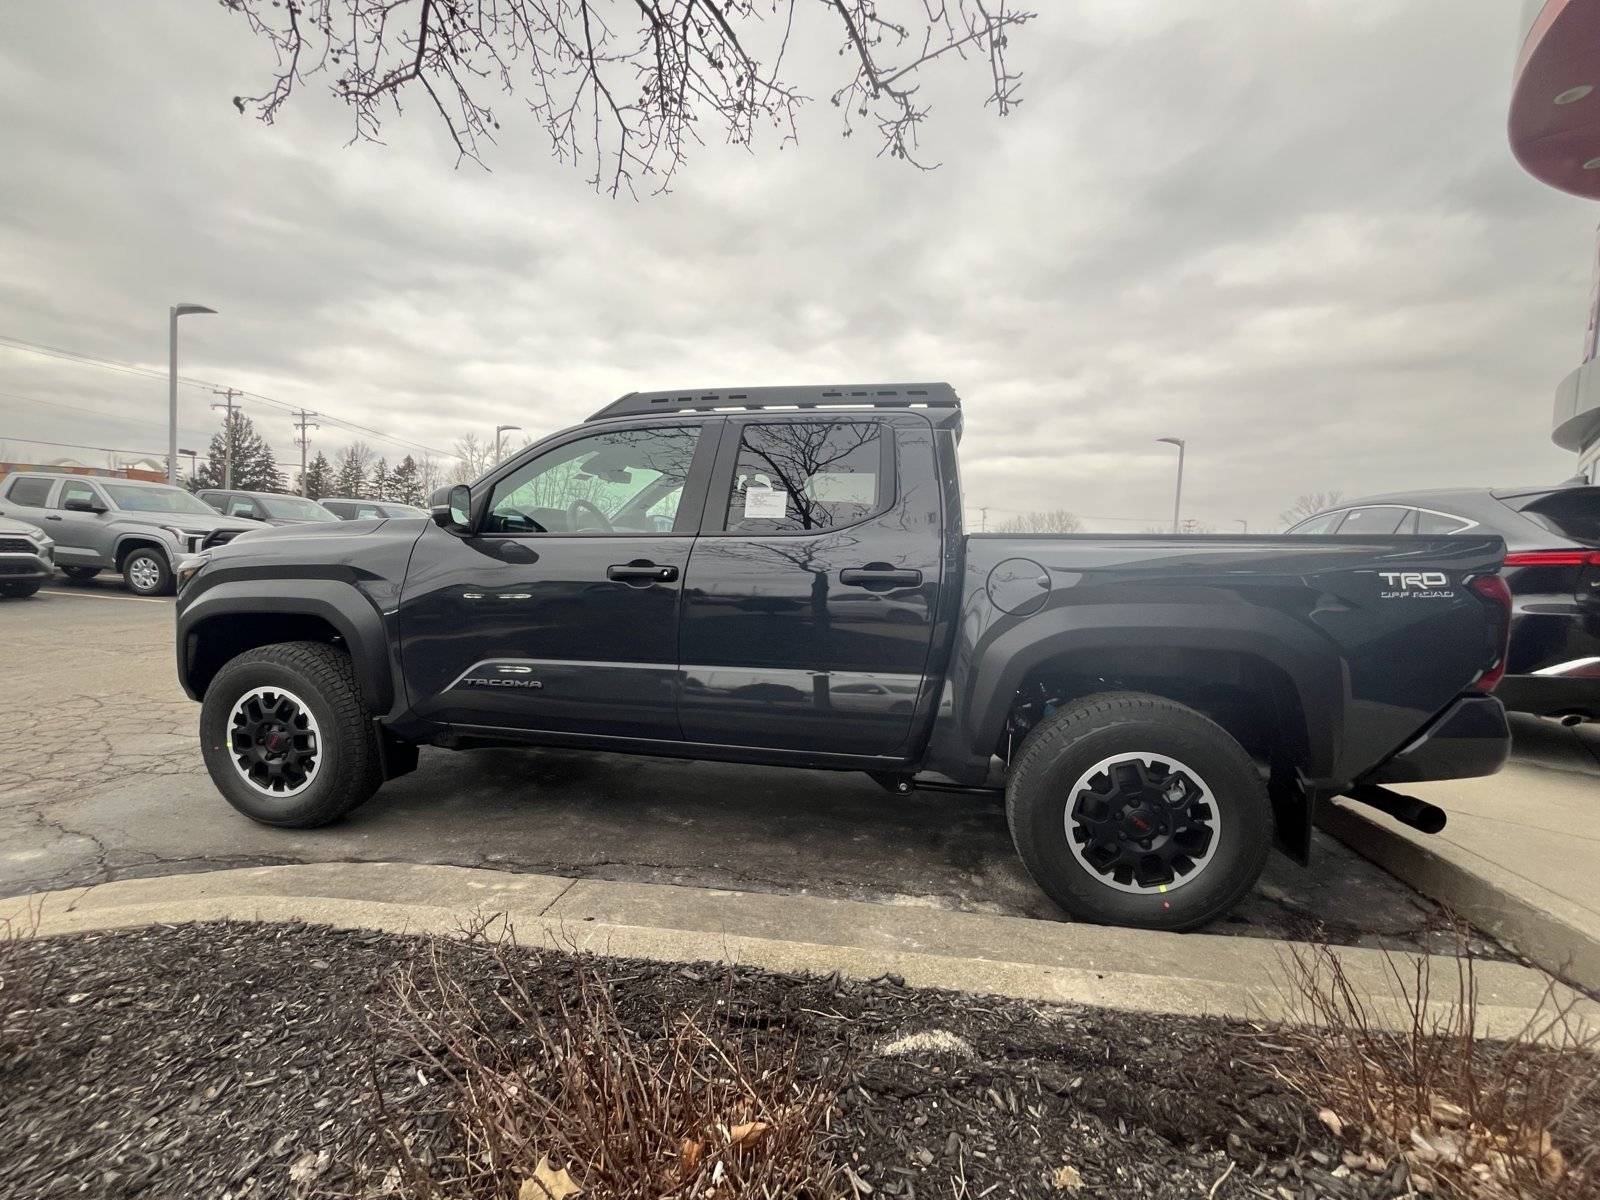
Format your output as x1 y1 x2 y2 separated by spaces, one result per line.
484 426 701 536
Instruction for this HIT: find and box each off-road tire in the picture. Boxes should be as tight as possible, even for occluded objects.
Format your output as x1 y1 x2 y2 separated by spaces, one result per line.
121 547 173 596
0 581 40 598
60 566 100 583
1005 691 1272 931
200 641 384 828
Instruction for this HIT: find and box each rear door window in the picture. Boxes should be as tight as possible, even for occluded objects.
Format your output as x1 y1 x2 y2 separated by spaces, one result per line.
722 420 887 533
1335 506 1409 535
5 476 53 507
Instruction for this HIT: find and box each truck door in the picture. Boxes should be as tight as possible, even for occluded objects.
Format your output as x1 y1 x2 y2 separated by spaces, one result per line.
678 412 944 756
51 478 114 568
398 420 716 740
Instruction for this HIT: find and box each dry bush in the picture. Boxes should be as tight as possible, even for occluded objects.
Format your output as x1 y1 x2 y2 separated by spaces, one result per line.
367 940 844 1199
0 900 42 1060
1270 932 1599 1199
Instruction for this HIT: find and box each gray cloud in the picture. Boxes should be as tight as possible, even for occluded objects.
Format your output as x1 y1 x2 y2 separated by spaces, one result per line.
0 0 1592 529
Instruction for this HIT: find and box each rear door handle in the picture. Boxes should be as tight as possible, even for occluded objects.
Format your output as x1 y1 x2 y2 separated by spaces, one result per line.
607 562 679 583
840 567 922 587
45 515 63 521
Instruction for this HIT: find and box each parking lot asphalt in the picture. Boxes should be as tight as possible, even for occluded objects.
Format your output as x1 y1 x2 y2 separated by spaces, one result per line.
0 578 1543 953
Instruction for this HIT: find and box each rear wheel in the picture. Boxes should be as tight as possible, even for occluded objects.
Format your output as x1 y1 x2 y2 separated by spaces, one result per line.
0 581 40 598
200 641 384 827
1005 692 1272 931
121 548 173 596
60 566 100 583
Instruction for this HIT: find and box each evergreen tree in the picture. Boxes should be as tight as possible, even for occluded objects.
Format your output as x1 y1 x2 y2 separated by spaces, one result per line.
334 442 373 498
371 456 392 500
195 411 286 493
390 455 422 506
301 452 334 500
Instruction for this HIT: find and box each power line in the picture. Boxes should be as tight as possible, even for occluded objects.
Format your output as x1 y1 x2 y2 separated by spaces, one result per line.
0 332 460 460
0 433 300 470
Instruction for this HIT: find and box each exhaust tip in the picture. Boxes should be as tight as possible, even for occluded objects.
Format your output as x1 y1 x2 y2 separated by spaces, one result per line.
1344 784 1447 835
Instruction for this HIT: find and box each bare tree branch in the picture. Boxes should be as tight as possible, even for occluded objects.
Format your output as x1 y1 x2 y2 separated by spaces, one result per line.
220 0 1034 192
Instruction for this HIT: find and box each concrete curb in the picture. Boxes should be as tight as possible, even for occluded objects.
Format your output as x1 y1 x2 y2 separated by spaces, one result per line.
1319 799 1600 994
5 862 1594 1038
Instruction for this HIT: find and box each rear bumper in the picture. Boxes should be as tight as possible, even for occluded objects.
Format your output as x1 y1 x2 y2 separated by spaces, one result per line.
1361 694 1511 785
1494 671 1600 718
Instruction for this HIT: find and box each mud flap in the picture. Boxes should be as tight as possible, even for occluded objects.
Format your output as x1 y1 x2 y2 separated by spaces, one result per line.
375 720 420 781
1269 763 1315 865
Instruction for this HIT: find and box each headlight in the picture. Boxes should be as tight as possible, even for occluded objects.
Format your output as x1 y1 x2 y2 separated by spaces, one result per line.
175 552 210 590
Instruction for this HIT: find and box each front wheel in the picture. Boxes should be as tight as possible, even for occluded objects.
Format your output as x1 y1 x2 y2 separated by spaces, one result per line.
0 581 41 598
121 548 173 596
200 641 385 827
1005 692 1272 931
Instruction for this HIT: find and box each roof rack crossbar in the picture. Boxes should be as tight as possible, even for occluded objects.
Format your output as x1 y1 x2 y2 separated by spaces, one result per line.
587 382 960 423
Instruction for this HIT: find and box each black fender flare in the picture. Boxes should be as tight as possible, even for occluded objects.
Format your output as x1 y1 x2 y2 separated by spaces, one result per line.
963 602 1344 779
176 577 396 712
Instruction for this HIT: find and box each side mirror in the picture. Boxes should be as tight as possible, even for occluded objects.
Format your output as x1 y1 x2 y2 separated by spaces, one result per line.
64 497 106 514
431 484 473 533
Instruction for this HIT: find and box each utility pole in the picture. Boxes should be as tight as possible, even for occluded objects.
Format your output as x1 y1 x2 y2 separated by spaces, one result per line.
978 506 989 533
210 388 242 488
293 410 319 495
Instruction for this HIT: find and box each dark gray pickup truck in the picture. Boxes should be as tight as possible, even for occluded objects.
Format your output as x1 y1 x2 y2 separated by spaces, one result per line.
174 384 1513 929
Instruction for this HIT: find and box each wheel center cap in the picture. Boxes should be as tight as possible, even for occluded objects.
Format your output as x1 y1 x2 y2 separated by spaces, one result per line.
264 728 286 752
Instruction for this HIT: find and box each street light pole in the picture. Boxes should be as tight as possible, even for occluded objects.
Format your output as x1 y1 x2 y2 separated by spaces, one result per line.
168 304 216 484
495 424 523 463
1157 437 1186 534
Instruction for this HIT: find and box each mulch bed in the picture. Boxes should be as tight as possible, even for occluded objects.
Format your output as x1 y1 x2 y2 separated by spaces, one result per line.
0 921 1527 1199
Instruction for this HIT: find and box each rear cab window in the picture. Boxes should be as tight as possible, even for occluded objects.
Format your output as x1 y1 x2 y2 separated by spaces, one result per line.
5 476 54 507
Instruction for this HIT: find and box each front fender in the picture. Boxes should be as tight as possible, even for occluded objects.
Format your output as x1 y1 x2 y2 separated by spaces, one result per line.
175 577 396 712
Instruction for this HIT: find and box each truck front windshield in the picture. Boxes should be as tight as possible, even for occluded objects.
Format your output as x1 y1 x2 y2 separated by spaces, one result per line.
102 484 221 515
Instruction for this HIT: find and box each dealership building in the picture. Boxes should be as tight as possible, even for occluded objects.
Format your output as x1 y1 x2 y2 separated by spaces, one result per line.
1512 0 1600 478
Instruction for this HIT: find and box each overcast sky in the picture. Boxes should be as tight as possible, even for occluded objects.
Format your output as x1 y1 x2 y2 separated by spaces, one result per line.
0 1 1594 531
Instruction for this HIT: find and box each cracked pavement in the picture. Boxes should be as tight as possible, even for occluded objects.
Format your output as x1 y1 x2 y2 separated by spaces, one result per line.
0 579 1529 952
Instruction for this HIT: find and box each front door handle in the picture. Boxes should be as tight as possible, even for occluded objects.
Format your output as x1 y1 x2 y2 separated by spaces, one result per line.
840 567 922 588
45 514 63 521
607 562 679 583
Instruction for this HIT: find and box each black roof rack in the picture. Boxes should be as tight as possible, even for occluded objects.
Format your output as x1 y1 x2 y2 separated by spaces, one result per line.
587 382 960 423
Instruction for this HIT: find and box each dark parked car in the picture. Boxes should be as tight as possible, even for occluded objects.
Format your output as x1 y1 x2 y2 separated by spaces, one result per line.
318 497 428 520
198 490 340 526
1288 484 1600 719
174 384 1513 931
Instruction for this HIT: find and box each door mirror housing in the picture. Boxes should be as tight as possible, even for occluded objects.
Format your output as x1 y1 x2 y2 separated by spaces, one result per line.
431 484 473 533
64 496 106 514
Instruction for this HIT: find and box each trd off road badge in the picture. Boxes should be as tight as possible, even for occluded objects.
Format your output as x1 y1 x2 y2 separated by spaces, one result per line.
1377 570 1454 599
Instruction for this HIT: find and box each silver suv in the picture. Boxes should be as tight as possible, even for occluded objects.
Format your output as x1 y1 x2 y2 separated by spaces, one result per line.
0 472 263 596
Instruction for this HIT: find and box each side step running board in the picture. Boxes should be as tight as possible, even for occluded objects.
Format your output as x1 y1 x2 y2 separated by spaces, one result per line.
1342 784 1447 834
